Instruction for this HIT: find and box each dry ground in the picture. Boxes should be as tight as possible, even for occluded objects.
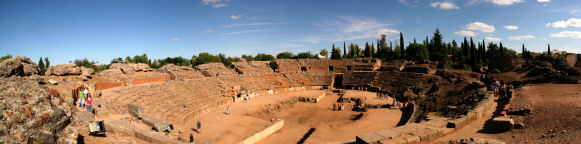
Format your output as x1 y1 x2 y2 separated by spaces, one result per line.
435 84 581 144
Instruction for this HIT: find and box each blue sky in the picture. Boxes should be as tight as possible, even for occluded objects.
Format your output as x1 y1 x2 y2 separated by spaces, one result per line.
1 0 580 64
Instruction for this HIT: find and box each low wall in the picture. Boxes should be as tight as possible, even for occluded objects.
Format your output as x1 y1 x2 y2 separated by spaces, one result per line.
95 82 125 90
356 92 496 144
132 76 171 85
241 120 285 144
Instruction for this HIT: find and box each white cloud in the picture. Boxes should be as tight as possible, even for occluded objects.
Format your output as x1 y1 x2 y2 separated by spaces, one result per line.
201 0 228 8
430 2 460 10
550 31 581 39
537 0 551 3
230 15 241 20
454 30 478 37
546 18 581 28
224 29 267 35
485 36 503 41
223 22 285 28
465 22 496 33
169 37 182 41
486 0 525 6
508 35 536 40
302 16 399 43
504 25 519 30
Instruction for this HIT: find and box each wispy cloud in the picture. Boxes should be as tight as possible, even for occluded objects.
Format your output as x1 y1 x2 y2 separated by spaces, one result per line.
537 0 551 3
431 2 460 10
169 37 182 41
550 31 581 39
224 29 267 35
223 22 285 28
485 36 503 41
230 15 241 20
546 18 581 28
508 35 535 40
301 16 399 43
201 0 228 8
504 25 519 30
454 30 478 37
465 22 496 33
486 0 525 6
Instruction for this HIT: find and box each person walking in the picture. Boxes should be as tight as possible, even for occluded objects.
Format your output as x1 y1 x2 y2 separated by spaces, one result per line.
72 88 79 106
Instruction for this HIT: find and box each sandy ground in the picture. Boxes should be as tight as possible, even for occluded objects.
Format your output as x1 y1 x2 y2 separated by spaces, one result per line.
258 90 401 144
434 84 581 144
493 84 581 144
176 90 401 144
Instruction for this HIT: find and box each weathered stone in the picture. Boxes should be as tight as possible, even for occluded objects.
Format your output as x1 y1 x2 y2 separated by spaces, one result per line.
0 77 72 143
109 63 153 74
0 56 38 77
46 64 82 76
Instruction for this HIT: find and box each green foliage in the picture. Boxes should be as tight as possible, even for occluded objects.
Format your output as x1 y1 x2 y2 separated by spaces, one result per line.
38 57 45 74
73 58 108 72
276 52 295 59
296 52 317 59
330 45 342 59
254 53 275 61
193 52 221 66
319 49 328 58
159 56 191 67
0 55 12 63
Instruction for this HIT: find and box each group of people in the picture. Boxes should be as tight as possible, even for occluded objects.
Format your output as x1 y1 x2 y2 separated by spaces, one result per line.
73 86 94 112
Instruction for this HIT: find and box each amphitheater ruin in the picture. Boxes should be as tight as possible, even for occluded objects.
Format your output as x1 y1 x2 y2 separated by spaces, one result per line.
3 56 580 144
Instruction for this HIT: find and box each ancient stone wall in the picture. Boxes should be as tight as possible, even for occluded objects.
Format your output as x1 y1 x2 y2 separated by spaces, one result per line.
196 63 237 77
274 59 301 73
565 53 578 68
232 61 274 75
132 76 171 85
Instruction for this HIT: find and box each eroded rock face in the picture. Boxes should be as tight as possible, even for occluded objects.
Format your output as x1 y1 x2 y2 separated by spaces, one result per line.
109 63 152 74
0 56 39 77
0 77 73 143
46 64 82 76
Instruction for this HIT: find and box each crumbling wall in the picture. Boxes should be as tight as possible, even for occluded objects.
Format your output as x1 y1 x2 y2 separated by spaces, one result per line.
196 63 237 77
95 81 126 90
159 64 205 80
273 59 301 73
298 59 330 72
343 71 377 88
232 61 274 75
132 76 170 85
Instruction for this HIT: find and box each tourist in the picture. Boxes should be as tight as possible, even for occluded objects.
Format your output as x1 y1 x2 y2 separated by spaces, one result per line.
72 88 79 106
195 121 202 133
79 88 85 108
189 133 195 144
86 95 93 113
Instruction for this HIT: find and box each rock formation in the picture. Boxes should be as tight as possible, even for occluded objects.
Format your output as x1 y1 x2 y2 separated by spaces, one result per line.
0 77 73 143
0 56 38 77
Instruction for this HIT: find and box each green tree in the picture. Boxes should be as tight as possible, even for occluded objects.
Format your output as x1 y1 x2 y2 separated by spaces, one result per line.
193 52 220 66
111 57 123 64
319 49 328 58
44 57 50 70
400 32 405 59
330 44 342 59
241 55 254 61
0 55 12 63
254 53 275 61
276 52 295 59
296 52 316 59
38 57 45 75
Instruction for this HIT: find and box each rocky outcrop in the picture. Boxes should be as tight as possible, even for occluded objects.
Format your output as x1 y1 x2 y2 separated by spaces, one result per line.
0 77 73 143
109 63 153 74
46 64 94 76
159 64 205 80
0 56 38 77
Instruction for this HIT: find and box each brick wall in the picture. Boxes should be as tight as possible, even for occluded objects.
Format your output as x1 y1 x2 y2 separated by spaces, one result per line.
132 76 171 85
95 82 125 90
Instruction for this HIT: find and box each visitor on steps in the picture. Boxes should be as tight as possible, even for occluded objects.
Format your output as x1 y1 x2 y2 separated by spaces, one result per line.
189 133 195 144
86 95 93 113
79 88 85 108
